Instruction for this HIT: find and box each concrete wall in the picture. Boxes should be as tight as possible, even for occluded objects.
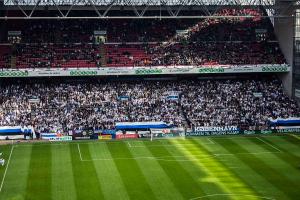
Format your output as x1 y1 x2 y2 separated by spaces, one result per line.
274 10 294 97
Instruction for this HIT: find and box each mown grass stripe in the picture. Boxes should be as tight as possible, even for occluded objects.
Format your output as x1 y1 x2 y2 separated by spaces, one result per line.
163 143 229 199
183 138 260 198
0 145 13 193
281 135 300 153
214 137 298 199
70 143 105 200
193 137 288 199
88 143 130 200
106 141 157 200
25 144 52 200
0 145 32 200
281 134 300 151
129 141 185 200
146 140 214 200
248 137 300 184
51 144 77 200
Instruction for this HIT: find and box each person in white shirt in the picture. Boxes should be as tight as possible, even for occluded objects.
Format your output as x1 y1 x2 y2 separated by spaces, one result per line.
0 158 5 166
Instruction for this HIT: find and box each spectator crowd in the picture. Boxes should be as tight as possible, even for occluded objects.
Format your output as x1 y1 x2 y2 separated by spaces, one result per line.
0 78 298 132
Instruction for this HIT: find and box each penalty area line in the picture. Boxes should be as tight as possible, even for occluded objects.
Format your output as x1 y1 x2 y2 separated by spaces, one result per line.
127 141 132 148
256 137 282 152
0 146 14 193
77 144 83 161
207 138 215 144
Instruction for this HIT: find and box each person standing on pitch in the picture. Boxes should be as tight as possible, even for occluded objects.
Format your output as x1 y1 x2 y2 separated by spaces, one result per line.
0 153 5 166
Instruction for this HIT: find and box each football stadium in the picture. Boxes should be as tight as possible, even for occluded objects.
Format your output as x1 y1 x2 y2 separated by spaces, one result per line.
0 0 300 199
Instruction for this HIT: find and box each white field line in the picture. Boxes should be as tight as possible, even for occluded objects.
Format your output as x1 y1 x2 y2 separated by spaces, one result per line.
291 134 300 140
11 135 290 148
205 135 287 140
77 144 83 161
14 141 127 147
207 138 215 144
77 140 281 162
80 155 217 162
127 139 214 148
0 146 14 193
256 137 282 152
190 193 276 200
127 141 132 147
127 143 200 147
214 151 281 156
127 143 214 147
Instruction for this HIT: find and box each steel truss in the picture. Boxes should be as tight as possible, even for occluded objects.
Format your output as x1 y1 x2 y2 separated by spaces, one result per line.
0 0 299 19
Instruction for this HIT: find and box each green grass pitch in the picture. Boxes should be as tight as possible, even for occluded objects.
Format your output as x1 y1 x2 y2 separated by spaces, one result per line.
0 135 300 200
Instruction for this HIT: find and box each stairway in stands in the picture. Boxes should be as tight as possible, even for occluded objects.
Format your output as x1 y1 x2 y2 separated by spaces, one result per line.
10 45 17 68
10 56 16 68
99 44 107 67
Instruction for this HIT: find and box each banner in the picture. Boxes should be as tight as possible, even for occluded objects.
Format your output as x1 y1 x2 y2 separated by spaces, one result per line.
0 65 290 78
276 128 300 133
49 136 72 141
74 136 91 140
135 69 163 75
8 31 21 36
193 126 239 132
98 135 113 140
187 131 240 136
0 135 24 140
116 134 139 140
190 126 251 136
116 121 172 130
186 128 300 136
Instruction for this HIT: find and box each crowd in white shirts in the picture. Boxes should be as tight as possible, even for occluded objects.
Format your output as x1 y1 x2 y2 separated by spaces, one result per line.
0 78 298 132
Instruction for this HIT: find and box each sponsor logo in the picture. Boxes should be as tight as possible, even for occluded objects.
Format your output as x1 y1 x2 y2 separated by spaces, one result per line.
36 71 62 76
161 133 175 138
262 66 288 72
243 130 256 135
70 71 98 76
232 68 254 72
98 135 112 140
187 131 240 136
74 136 91 140
135 69 162 75
193 126 239 132
198 68 225 73
106 70 131 74
0 71 28 77
48 136 72 141
260 130 273 134
168 68 191 73
276 128 300 133
116 134 138 139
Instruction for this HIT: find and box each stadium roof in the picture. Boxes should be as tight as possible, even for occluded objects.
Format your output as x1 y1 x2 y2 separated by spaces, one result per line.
0 0 298 19
3 0 279 6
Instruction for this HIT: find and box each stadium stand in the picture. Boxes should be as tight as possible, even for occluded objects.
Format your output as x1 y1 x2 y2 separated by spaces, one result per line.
0 8 286 68
0 78 298 132
15 43 102 68
0 45 11 68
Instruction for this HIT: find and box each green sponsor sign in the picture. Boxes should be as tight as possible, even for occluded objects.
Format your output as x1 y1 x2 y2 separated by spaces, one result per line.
0 71 28 77
198 68 225 73
262 66 288 72
187 129 299 136
135 69 163 75
276 128 300 133
70 71 98 76
49 136 73 141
